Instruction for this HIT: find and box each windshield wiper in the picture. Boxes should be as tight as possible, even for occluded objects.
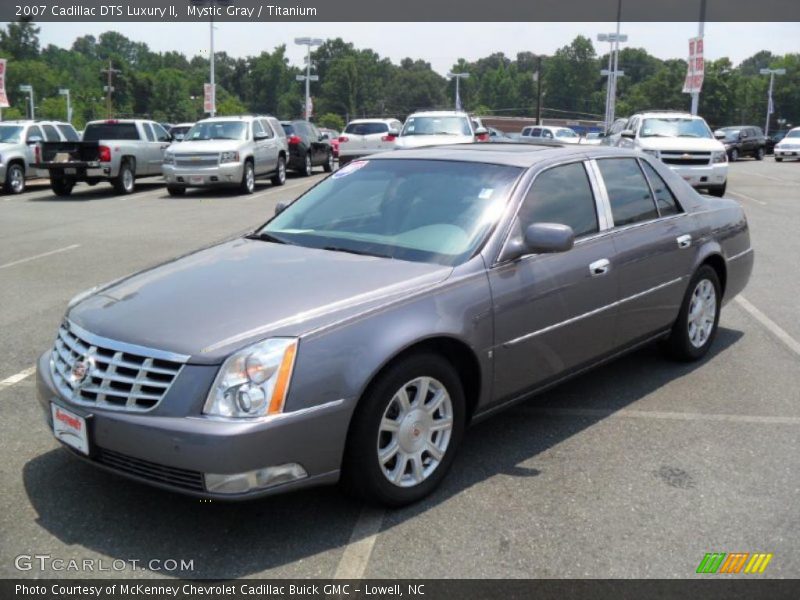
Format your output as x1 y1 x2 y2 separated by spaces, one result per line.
322 246 391 259
245 231 289 244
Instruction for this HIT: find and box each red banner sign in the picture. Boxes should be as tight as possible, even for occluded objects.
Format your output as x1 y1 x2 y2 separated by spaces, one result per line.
682 37 705 94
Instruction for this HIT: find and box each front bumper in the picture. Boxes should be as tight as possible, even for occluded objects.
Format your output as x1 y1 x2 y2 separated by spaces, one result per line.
36 351 352 500
667 162 728 189
775 147 800 159
163 163 244 188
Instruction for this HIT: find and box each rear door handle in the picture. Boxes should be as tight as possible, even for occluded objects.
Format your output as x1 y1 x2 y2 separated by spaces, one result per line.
589 258 611 277
677 234 692 249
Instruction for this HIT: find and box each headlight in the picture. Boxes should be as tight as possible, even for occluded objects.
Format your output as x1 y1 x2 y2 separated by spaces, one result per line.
641 149 660 159
163 153 174 165
203 338 298 419
220 151 240 163
712 151 728 164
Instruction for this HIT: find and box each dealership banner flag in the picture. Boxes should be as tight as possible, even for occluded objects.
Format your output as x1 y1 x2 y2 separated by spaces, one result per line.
682 36 705 94
203 83 215 114
0 59 9 108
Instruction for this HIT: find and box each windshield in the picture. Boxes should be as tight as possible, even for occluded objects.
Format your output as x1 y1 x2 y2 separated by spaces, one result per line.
402 116 472 136
185 121 248 141
785 130 800 139
260 159 522 265
556 129 578 138
640 118 712 139
720 128 740 140
0 125 23 144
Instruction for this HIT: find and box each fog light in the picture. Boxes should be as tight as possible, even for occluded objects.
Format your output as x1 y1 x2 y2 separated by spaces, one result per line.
204 463 307 494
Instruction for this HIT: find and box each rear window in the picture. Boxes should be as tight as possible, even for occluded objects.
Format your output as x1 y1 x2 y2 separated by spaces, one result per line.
42 124 60 142
281 123 295 136
56 124 80 141
83 123 140 141
344 122 388 135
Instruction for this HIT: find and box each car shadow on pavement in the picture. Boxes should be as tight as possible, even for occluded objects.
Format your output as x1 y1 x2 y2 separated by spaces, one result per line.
22 327 743 578
26 182 166 202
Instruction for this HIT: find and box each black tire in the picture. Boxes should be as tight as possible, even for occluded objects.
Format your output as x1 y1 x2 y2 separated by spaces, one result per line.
323 151 334 173
4 162 26 194
50 178 74 197
755 147 765 161
112 160 136 195
302 152 313 177
341 353 466 507
707 183 726 197
666 265 722 362
239 159 255 194
167 185 186 197
729 148 738 162
271 156 286 186
775 157 783 162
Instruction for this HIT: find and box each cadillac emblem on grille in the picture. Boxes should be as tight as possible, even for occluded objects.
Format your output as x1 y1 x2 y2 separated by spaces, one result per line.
69 356 93 387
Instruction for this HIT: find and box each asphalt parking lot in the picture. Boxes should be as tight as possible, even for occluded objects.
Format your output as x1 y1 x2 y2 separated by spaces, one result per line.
1 158 799 579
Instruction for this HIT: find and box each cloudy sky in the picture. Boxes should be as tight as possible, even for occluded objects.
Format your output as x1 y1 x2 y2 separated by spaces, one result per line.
33 22 800 75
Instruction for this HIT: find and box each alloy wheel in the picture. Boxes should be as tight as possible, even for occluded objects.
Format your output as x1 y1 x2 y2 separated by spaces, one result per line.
687 279 716 348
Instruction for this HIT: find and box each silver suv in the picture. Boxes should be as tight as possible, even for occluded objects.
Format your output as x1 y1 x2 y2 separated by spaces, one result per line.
163 116 288 195
0 120 81 194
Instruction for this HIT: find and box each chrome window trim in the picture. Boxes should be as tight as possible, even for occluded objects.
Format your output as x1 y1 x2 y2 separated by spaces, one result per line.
65 319 191 364
585 159 614 230
502 276 685 348
637 156 686 216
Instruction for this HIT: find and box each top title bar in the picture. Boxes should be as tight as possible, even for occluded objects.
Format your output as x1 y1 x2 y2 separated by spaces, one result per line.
3 0 800 22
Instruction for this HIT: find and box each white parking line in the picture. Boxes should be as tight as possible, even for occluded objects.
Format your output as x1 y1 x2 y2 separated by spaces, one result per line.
736 295 800 357
729 191 767 206
747 170 800 184
0 366 36 389
333 506 385 579
524 406 800 425
0 244 80 270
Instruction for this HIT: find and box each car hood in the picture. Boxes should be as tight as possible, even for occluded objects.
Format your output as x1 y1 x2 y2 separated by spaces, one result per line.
169 140 242 154
0 142 22 150
638 137 725 152
68 238 452 364
395 135 474 149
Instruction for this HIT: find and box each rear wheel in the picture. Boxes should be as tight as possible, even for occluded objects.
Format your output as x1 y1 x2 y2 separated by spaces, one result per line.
755 147 765 161
239 160 255 194
4 163 25 194
323 151 334 173
301 152 313 177
666 265 721 361
775 157 783 162
112 161 135 195
271 156 286 186
167 185 186 197
729 148 739 162
341 353 465 507
50 177 74 197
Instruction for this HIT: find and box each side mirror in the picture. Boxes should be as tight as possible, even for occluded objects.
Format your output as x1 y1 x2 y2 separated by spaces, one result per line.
474 127 488 135
27 135 43 144
320 133 329 140
254 132 269 141
620 130 636 139
501 222 575 261
740 132 748 139
713 130 726 140
274 201 288 216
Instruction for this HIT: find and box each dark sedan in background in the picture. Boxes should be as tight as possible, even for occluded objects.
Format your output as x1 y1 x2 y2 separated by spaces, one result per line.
280 120 334 176
38 144 752 507
717 125 767 161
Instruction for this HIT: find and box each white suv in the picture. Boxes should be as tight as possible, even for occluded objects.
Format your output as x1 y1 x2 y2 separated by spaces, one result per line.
338 118 403 166
520 125 581 144
614 111 728 196
395 111 487 149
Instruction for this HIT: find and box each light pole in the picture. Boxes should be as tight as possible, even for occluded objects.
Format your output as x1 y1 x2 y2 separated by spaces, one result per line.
759 68 786 137
18 85 34 119
59 88 72 123
294 37 323 121
598 31 627 130
446 72 470 111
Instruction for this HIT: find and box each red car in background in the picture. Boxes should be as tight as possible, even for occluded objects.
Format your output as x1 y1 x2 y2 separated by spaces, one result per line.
319 128 341 158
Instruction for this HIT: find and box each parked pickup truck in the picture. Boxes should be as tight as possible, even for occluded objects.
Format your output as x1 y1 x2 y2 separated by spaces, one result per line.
33 119 172 196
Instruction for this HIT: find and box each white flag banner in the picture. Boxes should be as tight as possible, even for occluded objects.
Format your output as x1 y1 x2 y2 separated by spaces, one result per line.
682 37 705 94
0 59 9 108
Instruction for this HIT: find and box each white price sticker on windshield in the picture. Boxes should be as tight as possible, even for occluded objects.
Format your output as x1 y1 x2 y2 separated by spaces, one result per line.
479 188 494 200
333 160 369 178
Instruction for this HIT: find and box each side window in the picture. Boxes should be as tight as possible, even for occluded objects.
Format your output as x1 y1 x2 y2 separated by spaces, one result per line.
641 160 681 217
258 119 273 138
530 128 542 137
142 123 156 142
252 119 265 139
522 127 532 136
518 162 599 238
41 124 60 141
597 158 658 227
268 118 285 138
56 124 80 141
26 125 43 141
152 123 170 142
542 129 553 139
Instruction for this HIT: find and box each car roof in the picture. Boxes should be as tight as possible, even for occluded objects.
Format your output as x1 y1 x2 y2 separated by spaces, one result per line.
171 123 195 128
636 111 701 119
348 118 398 124
368 142 641 168
406 111 470 118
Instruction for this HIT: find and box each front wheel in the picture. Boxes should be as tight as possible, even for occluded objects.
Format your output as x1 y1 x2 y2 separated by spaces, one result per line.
239 160 255 194
755 147 765 161
666 265 721 361
323 151 334 173
341 353 465 507
707 183 726 197
167 185 186 197
775 157 783 162
50 178 74 197
4 163 26 194
271 156 286 186
729 148 739 162
112 161 136 195
302 153 313 177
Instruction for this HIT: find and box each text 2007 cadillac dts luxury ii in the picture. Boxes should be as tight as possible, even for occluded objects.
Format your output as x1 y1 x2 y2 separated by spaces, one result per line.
38 144 753 507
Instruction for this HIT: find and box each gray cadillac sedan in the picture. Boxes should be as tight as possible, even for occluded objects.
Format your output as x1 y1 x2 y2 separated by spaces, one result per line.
37 144 753 507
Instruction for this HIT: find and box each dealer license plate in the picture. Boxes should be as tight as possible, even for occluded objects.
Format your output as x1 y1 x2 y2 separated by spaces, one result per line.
190 176 204 185
51 403 89 455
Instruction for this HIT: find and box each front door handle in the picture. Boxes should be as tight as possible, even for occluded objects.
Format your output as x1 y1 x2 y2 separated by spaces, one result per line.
677 234 692 249
589 258 611 277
